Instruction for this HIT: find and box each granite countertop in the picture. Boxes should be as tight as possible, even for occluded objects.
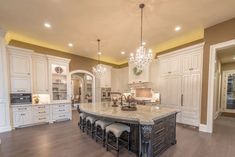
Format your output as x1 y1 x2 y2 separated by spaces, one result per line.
79 102 179 125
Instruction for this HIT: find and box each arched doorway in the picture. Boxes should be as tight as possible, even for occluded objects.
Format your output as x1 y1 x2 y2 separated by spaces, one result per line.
70 70 95 105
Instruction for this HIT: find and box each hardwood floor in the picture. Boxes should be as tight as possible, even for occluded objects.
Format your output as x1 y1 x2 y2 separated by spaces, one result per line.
0 111 235 157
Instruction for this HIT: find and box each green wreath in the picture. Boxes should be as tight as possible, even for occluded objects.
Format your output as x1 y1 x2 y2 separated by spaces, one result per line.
133 67 143 76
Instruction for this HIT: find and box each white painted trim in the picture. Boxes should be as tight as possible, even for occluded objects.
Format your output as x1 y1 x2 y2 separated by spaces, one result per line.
0 126 12 133
69 70 96 103
207 39 235 133
199 124 210 133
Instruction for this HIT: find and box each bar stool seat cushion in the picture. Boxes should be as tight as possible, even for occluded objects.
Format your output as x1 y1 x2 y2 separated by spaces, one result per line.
106 123 130 138
95 120 112 130
86 116 97 124
79 113 87 119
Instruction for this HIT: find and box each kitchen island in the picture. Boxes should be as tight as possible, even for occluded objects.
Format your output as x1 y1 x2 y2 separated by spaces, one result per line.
79 102 178 157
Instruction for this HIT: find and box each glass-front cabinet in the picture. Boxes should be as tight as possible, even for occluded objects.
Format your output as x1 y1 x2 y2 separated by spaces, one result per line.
222 71 235 112
52 64 67 101
48 56 71 103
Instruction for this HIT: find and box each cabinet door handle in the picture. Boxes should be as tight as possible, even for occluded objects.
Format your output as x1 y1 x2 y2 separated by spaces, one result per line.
189 68 194 71
39 111 46 114
181 94 184 106
28 73 30 75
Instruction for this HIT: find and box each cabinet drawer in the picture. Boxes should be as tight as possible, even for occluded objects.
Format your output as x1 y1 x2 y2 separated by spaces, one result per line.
53 113 69 120
33 115 49 123
13 106 31 112
52 104 70 113
32 105 49 115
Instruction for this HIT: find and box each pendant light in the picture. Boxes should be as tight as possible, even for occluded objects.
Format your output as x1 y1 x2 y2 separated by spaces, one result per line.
92 39 106 78
129 3 153 70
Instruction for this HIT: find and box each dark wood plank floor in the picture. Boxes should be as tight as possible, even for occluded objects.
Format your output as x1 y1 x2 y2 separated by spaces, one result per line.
0 111 235 157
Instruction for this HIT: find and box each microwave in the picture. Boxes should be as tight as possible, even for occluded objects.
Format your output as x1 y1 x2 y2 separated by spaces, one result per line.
10 93 32 105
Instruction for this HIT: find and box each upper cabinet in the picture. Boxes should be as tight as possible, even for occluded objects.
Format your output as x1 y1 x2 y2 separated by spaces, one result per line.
8 47 33 93
159 56 181 76
7 46 71 104
111 67 129 92
100 64 112 88
48 56 71 103
182 51 201 74
128 62 150 84
32 54 49 94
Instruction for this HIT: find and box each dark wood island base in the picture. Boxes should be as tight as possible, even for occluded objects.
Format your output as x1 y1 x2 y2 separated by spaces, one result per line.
79 103 178 157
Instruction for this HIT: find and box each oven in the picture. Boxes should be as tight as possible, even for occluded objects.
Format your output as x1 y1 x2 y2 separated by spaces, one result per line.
10 93 32 105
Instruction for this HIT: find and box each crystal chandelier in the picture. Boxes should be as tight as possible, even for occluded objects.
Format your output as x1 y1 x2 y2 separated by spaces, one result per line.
129 3 153 70
92 39 106 78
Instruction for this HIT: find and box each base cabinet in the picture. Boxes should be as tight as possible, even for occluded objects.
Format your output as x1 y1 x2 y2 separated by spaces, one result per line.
51 104 71 121
12 103 72 128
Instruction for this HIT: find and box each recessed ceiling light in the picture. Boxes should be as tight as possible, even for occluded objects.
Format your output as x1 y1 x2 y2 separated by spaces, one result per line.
142 42 146 45
44 22 51 28
68 43 73 47
121 51 125 55
233 56 235 60
98 52 102 55
174 26 181 32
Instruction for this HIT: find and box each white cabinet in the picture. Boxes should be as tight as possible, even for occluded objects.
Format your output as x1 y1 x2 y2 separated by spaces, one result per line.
128 63 149 84
10 53 31 76
182 51 201 74
10 76 31 93
12 106 32 127
32 105 50 123
111 67 129 92
181 73 201 126
8 47 32 93
48 55 71 103
32 55 49 94
159 56 181 76
51 104 71 121
12 103 72 128
158 43 203 127
100 64 112 88
159 76 182 123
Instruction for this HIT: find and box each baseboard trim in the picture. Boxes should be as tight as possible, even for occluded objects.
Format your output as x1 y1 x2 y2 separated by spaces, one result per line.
0 125 12 133
199 124 212 133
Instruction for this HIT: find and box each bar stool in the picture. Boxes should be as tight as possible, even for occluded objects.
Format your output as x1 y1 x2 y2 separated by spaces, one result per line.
105 123 131 157
79 113 87 132
95 120 113 146
86 116 98 138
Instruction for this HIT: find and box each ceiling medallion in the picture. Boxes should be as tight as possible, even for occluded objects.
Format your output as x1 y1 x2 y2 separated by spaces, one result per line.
92 39 106 78
129 3 153 70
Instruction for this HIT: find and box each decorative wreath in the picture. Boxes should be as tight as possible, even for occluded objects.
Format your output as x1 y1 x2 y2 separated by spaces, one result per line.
133 67 143 76
55 66 63 74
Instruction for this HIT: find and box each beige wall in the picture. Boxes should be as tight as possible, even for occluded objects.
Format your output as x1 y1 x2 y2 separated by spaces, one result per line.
201 18 235 124
9 40 119 72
